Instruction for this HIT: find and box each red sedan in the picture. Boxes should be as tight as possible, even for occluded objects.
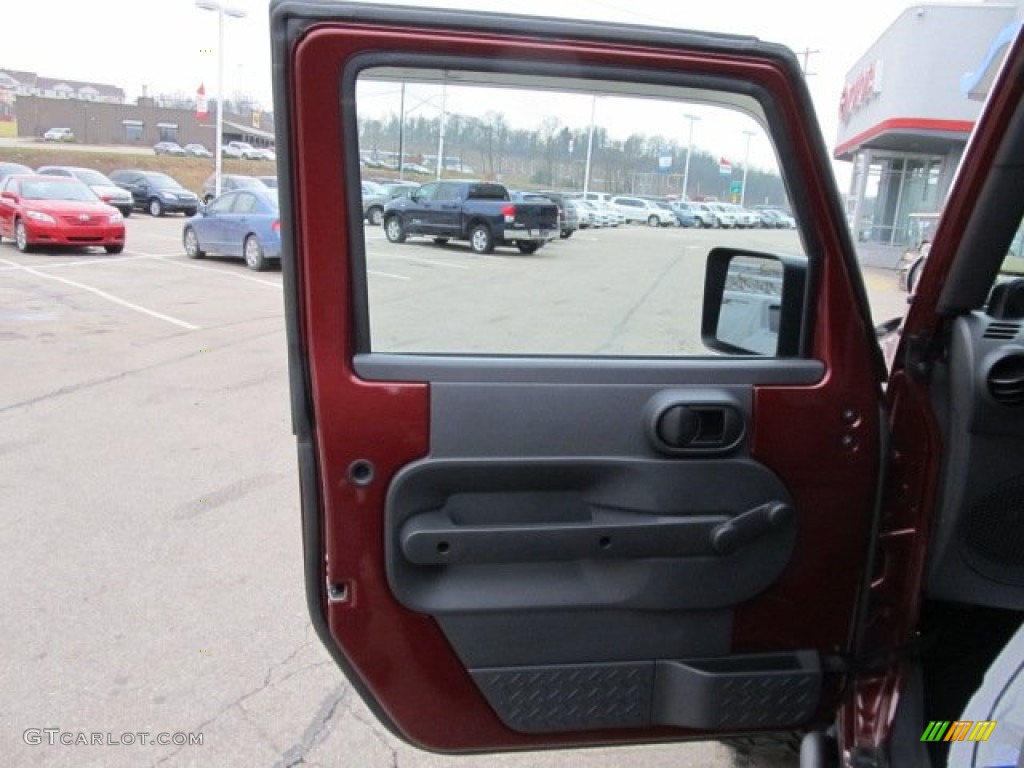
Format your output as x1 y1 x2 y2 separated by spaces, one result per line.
0 174 125 254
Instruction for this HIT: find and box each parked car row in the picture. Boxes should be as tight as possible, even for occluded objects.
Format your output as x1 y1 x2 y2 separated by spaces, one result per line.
36 129 274 161
356 181 793 234
0 153 286 268
15 170 272 266
150 140 275 161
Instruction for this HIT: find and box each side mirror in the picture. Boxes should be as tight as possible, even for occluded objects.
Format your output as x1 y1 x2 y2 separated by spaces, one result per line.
701 247 807 357
1 190 17 201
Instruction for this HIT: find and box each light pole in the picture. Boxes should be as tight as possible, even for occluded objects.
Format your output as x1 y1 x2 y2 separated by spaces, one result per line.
196 0 246 199
397 85 446 180
583 95 597 195
435 80 447 180
740 129 755 207
680 113 700 201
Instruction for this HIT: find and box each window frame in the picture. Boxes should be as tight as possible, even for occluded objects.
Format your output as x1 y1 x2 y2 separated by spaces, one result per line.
344 52 825 370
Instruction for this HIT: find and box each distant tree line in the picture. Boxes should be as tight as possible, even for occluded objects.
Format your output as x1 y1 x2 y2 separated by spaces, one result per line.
358 110 789 205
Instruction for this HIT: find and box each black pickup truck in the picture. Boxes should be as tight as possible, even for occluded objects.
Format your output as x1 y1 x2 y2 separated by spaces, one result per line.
381 180 558 254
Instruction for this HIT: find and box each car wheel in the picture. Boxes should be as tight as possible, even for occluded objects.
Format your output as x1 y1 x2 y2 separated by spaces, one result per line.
433 237 449 245
244 234 268 271
367 207 384 226
183 227 205 259
384 215 406 243
469 224 494 254
105 244 124 255
148 198 164 217
693 217 704 228
560 230 573 239
119 207 132 218
517 241 541 255
14 219 33 253
184 208 197 217
647 215 660 227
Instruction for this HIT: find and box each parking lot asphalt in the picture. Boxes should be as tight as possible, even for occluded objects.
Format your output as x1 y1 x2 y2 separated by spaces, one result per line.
0 215 901 767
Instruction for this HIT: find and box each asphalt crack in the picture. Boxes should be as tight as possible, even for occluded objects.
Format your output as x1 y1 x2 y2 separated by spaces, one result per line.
344 697 402 768
273 684 349 768
152 637 318 767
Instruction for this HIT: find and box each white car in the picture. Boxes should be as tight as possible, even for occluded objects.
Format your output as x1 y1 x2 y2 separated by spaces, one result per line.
225 141 260 159
43 127 74 142
727 204 760 228
574 199 609 227
707 202 738 228
610 195 677 226
688 202 719 228
595 200 625 226
184 143 213 158
567 199 596 228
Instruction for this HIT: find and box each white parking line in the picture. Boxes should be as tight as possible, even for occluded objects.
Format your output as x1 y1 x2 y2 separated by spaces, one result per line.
141 254 282 288
151 252 408 281
399 256 470 270
0 257 199 330
0 253 164 271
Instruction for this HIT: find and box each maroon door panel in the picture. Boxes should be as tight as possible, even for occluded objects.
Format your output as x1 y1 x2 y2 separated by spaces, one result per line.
275 3 884 752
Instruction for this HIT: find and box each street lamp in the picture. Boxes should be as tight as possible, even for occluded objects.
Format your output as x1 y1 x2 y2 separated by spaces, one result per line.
435 79 447 181
196 0 247 199
583 94 597 195
396 85 447 180
680 113 700 201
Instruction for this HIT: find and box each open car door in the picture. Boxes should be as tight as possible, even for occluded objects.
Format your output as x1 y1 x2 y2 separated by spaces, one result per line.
271 1 895 760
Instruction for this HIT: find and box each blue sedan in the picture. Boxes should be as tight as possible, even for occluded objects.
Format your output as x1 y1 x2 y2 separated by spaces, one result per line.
669 202 698 228
182 187 281 271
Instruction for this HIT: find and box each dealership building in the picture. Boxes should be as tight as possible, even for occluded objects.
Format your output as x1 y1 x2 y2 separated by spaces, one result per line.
0 69 275 150
836 1 1021 246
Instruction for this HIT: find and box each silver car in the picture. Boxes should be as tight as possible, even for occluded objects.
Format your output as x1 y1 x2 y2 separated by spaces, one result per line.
36 165 135 217
361 181 389 225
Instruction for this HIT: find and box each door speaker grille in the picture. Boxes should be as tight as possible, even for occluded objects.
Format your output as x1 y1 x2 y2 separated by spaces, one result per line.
961 476 1024 585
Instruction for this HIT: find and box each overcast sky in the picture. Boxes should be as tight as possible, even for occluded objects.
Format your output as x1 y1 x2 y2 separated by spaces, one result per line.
4 0 933 164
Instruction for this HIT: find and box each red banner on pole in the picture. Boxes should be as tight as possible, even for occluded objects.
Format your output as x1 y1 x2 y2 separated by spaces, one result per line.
196 83 208 120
